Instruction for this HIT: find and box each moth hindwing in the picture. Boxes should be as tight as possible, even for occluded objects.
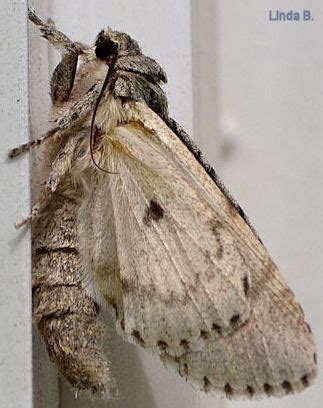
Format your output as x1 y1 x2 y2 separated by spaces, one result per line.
15 9 317 399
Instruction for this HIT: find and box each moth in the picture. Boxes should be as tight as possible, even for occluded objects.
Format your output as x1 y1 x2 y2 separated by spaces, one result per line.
10 9 317 400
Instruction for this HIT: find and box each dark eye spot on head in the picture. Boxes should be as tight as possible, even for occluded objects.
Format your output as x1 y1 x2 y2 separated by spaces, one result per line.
95 36 118 60
143 200 164 225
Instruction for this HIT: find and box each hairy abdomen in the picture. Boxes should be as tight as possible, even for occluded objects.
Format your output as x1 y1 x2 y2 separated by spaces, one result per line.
32 186 111 395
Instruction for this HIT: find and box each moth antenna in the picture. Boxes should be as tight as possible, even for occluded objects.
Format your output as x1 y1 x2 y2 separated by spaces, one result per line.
8 127 60 158
28 8 87 55
90 52 119 174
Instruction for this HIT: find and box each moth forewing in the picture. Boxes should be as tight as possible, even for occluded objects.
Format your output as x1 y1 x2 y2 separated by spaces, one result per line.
110 103 317 397
13 9 317 400
86 103 316 397
81 119 253 343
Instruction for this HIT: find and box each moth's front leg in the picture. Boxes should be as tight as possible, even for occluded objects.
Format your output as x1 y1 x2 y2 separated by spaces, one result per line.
32 190 111 396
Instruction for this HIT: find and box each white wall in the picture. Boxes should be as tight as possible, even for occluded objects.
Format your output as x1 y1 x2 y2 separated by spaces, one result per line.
15 0 323 407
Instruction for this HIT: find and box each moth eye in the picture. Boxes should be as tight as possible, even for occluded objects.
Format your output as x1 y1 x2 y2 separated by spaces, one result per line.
95 38 118 60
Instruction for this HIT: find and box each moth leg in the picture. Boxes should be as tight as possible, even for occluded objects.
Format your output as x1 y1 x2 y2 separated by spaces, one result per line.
8 127 60 158
15 136 78 228
8 84 99 158
54 83 100 128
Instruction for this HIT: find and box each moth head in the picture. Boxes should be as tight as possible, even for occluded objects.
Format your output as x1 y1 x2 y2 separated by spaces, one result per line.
95 29 141 61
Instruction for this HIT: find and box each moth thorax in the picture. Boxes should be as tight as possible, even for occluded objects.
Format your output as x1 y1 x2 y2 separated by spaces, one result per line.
96 94 135 135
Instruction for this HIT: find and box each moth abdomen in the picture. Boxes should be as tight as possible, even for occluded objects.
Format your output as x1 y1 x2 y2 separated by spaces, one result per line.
32 192 111 396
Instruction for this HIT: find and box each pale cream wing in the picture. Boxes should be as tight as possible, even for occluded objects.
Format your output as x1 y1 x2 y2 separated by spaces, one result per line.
80 102 305 357
108 135 251 355
132 104 317 397
162 277 317 399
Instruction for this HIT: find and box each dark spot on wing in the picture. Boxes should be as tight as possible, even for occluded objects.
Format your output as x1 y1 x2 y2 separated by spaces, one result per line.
180 339 190 351
200 330 209 340
212 323 222 334
281 380 292 394
224 383 233 397
179 363 188 377
314 353 317 364
203 376 211 391
208 219 223 259
246 385 255 397
243 275 250 297
149 200 164 219
209 218 221 234
132 330 145 346
301 374 309 387
157 340 168 351
143 199 164 225
263 383 273 396
230 314 241 325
